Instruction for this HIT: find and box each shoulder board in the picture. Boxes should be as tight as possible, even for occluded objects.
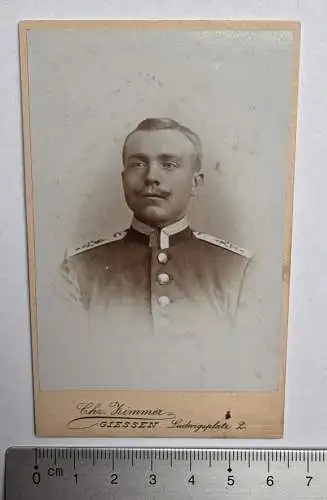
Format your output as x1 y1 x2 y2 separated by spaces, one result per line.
69 230 127 257
193 231 252 259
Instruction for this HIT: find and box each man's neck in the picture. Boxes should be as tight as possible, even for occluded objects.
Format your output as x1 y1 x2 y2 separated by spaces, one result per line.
128 216 191 249
131 215 189 235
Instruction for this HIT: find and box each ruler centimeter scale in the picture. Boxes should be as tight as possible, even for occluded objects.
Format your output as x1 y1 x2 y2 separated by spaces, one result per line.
5 447 327 499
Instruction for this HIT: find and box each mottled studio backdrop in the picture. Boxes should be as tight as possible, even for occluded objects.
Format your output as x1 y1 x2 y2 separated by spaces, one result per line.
26 27 294 390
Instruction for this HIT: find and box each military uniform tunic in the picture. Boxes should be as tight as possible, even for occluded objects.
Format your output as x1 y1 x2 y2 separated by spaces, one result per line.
61 217 251 335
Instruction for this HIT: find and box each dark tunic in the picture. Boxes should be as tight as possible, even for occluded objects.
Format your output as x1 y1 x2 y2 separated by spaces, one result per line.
61 223 251 336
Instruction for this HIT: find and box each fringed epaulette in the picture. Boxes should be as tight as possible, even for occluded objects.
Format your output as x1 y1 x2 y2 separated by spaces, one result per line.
69 230 127 257
193 231 252 259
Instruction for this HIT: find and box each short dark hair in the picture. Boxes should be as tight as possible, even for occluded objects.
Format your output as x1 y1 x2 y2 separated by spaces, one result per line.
122 117 202 171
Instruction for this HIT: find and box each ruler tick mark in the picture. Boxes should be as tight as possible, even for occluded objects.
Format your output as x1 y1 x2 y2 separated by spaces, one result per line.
227 453 232 473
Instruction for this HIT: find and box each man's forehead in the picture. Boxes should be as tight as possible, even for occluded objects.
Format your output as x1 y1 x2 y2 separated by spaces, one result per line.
124 129 195 157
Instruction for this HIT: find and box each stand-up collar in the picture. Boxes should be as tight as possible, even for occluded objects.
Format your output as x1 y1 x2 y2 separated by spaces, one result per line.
127 216 192 249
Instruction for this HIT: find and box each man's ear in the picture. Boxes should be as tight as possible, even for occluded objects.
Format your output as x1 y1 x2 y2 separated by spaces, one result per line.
192 171 204 193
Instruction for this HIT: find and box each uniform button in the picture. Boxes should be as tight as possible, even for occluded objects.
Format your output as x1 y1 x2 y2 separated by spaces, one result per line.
157 272 170 285
158 295 171 307
157 252 168 264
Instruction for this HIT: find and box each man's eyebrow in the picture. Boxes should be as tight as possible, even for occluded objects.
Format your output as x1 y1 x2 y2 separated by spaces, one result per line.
158 154 181 161
127 154 148 161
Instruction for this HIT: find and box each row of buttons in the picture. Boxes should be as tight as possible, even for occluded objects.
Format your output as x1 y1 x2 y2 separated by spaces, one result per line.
157 252 170 307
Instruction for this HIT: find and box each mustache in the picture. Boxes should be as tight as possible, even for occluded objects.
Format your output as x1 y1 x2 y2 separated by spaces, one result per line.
139 188 171 199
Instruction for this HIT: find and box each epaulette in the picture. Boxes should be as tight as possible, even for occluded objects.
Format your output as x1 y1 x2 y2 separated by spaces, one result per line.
69 230 127 257
193 231 252 259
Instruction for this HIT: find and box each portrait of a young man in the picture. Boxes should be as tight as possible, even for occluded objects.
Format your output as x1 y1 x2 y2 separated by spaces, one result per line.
61 118 251 336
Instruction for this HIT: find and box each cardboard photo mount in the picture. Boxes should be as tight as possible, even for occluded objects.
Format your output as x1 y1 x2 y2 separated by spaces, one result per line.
19 20 301 437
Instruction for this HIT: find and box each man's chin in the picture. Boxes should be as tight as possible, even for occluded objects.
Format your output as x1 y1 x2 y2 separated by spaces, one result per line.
135 207 170 227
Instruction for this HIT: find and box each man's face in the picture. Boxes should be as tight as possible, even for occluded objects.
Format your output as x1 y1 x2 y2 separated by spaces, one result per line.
122 129 203 227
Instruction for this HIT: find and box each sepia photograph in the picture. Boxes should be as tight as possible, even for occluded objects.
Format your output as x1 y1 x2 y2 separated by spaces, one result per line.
20 20 300 437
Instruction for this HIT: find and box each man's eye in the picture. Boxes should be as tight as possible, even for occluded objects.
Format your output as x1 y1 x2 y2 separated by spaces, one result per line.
130 161 146 168
162 160 178 169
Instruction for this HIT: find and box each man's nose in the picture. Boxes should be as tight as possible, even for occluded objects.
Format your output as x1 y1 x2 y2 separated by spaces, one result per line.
144 161 161 184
